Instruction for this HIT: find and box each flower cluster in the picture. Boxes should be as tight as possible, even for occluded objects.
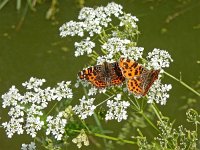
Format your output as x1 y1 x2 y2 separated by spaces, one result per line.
59 2 123 37
22 77 45 91
146 48 173 71
147 79 172 105
59 2 140 59
97 38 143 64
46 112 67 140
119 13 139 28
2 77 73 138
72 129 89 148
74 37 95 57
105 94 130 122
73 96 96 119
21 142 36 150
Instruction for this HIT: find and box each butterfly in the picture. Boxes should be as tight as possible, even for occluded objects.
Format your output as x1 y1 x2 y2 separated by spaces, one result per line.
78 61 125 88
119 57 159 96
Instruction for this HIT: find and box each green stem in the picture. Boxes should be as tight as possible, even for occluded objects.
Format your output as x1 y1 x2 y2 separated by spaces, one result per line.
93 133 135 145
45 101 58 117
96 95 114 107
93 113 108 148
140 111 159 132
72 129 135 145
151 103 167 130
0 0 9 10
164 71 200 97
151 104 163 122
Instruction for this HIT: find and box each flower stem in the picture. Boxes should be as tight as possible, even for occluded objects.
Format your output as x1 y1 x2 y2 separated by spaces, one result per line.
140 111 159 132
164 71 200 97
96 95 115 107
93 112 108 148
72 129 135 144
93 133 136 145
45 101 58 117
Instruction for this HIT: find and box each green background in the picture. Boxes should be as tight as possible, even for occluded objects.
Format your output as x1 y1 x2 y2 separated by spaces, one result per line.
0 0 200 149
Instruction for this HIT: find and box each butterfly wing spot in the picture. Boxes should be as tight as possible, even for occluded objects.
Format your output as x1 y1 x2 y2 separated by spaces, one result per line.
119 57 142 79
128 73 132 77
127 78 144 96
93 80 106 88
111 76 125 85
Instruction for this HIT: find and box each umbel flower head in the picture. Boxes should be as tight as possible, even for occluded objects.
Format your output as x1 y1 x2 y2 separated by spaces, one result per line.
1 77 73 138
59 2 173 123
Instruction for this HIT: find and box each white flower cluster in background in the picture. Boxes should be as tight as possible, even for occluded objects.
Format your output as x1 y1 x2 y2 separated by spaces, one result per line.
147 79 172 105
105 94 130 122
119 13 139 28
21 142 36 150
1 77 73 138
46 112 67 140
88 87 98 96
74 37 95 57
97 37 143 64
73 96 96 119
59 2 139 58
121 46 144 61
59 2 123 37
146 48 173 71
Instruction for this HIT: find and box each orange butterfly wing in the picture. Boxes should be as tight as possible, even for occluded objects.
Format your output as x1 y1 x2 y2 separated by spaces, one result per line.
119 57 144 79
119 57 159 96
127 78 144 95
78 65 107 88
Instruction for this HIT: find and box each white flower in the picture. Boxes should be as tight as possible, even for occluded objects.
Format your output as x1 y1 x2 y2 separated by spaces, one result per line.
102 37 130 54
147 79 172 105
55 81 73 100
78 7 95 20
88 87 98 96
25 115 44 138
8 105 24 118
74 37 95 57
46 112 67 140
147 48 173 70
73 96 96 119
105 94 130 122
27 104 43 116
96 55 115 65
100 37 131 63
119 13 139 28
59 2 124 38
106 2 123 17
1 78 73 139
99 88 107 94
114 94 122 101
2 86 23 108
121 46 144 61
59 21 85 37
2 117 24 138
22 77 46 92
21 142 36 150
